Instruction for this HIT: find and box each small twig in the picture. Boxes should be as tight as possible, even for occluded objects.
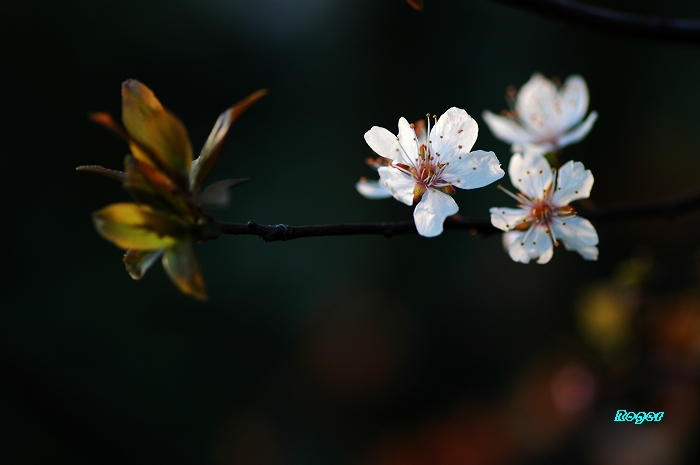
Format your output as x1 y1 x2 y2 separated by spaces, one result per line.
215 189 700 243
488 0 700 45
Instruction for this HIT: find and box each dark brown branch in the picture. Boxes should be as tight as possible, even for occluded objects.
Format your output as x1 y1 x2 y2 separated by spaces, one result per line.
215 189 700 243
217 218 496 242
488 0 700 45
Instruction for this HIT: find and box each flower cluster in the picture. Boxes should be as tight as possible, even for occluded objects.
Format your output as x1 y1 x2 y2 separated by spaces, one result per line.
357 74 598 264
79 80 265 299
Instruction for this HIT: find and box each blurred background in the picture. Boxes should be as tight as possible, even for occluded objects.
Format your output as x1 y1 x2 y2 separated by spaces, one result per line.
2 0 700 463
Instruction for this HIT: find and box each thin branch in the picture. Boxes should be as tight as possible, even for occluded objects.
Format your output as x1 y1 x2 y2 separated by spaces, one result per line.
488 0 700 45
217 217 495 242
215 189 700 243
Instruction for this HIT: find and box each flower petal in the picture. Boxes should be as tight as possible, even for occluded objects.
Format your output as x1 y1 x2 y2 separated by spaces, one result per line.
429 107 478 162
552 160 593 205
508 152 552 199
377 166 415 206
365 126 407 164
162 239 208 300
356 179 392 199
558 75 590 132
123 249 164 280
490 206 528 231
552 216 598 260
397 117 420 165
441 150 504 190
516 73 558 138
121 80 193 190
92 203 186 250
506 224 553 264
482 110 533 145
191 89 266 190
557 111 598 148
413 188 459 237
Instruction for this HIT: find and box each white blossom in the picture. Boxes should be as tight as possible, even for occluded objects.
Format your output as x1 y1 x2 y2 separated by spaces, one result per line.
490 151 598 263
483 73 598 154
360 108 504 237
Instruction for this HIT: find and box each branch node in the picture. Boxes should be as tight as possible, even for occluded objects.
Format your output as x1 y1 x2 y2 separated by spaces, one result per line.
273 224 292 241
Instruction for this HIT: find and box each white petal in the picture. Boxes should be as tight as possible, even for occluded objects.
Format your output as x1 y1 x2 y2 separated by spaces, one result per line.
502 230 521 252
364 126 404 162
508 152 552 199
512 142 553 157
536 245 554 264
551 216 598 260
552 160 593 205
558 75 590 132
516 73 558 138
557 111 598 148
398 117 420 165
429 107 478 163
356 179 392 199
506 224 553 264
413 188 459 237
442 150 504 190
482 110 533 145
490 206 528 231
377 166 415 206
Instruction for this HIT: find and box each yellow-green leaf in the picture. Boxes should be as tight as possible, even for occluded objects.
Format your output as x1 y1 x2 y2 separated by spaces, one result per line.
121 80 193 190
191 89 266 190
123 249 163 280
93 203 186 250
162 238 208 300
123 155 189 214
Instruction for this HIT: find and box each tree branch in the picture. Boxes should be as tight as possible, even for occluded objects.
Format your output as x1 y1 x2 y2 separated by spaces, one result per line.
215 189 700 242
488 0 700 45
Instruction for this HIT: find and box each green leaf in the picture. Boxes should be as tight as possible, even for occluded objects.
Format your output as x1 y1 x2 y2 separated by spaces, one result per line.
92 203 186 250
191 89 266 190
162 238 208 300
121 80 193 190
123 249 163 279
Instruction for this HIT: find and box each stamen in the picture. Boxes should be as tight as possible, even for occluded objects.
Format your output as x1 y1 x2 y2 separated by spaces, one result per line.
499 185 525 203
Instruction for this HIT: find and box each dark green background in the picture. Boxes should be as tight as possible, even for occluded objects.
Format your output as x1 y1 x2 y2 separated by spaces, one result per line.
2 1 700 464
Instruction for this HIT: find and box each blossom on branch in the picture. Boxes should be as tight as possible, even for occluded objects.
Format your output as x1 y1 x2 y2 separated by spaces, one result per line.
359 108 504 237
79 80 265 299
483 73 598 154
490 151 598 264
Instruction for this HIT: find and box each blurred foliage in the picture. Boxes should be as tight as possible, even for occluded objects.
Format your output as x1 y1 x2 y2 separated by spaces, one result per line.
2 0 700 464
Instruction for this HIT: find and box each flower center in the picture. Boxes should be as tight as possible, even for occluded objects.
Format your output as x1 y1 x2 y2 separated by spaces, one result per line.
499 179 576 245
530 198 555 227
393 117 453 202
